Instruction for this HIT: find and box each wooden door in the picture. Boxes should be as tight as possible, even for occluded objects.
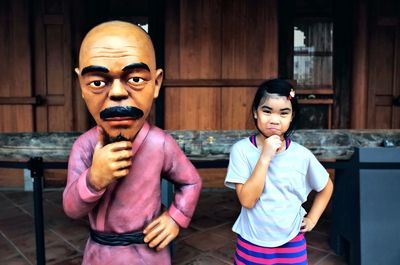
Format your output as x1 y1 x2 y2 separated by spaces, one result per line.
0 0 76 133
33 0 75 132
366 1 400 129
164 0 278 130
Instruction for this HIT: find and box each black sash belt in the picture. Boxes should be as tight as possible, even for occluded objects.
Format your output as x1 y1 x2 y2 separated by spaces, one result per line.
90 229 145 246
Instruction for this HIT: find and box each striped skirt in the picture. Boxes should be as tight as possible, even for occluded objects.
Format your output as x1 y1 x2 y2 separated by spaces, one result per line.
234 233 307 265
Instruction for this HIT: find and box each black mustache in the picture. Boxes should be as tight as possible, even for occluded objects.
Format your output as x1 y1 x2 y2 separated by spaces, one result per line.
100 106 144 120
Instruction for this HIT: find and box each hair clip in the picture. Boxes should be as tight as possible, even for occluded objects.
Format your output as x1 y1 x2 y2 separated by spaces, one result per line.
288 89 295 100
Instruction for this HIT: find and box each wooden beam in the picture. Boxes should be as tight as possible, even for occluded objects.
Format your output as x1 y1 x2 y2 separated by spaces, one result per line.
163 79 266 87
0 97 37 105
351 0 368 128
298 99 334 105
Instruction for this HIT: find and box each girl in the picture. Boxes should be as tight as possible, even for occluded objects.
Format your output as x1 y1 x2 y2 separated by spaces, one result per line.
225 79 333 265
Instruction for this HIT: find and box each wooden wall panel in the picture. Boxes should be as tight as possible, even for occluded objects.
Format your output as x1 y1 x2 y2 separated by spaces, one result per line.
221 87 257 130
164 87 221 129
0 168 24 188
350 0 368 128
164 0 180 79
0 0 33 133
368 27 395 95
180 0 222 79
220 0 277 129
44 169 67 187
375 106 392 129
198 168 227 188
221 0 278 79
46 25 65 95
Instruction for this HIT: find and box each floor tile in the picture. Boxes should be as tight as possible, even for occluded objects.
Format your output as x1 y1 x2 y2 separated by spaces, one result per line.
0 193 16 210
0 189 348 265
316 253 347 265
175 226 199 241
171 241 202 264
48 255 83 265
0 234 21 261
190 213 225 231
210 241 236 262
6 229 60 254
177 254 230 265
307 247 330 265
2 191 34 206
305 231 332 252
207 222 237 242
0 254 31 265
183 232 230 252
24 241 80 265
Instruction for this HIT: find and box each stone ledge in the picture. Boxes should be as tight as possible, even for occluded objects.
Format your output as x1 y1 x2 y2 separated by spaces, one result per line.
0 129 399 162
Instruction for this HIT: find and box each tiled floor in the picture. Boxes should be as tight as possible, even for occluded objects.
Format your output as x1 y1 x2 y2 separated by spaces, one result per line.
0 189 347 265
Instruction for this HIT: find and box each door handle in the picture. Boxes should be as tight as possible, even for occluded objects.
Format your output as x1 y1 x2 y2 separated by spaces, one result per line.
35 95 46 106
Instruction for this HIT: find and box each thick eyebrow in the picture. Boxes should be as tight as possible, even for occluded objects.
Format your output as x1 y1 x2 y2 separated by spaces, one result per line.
81 65 109 76
122 62 150 72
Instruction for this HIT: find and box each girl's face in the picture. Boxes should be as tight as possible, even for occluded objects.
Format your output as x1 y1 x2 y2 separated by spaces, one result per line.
254 95 293 139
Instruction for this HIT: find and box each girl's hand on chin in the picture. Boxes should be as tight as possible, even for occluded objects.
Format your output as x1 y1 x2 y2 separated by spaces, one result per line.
261 135 282 159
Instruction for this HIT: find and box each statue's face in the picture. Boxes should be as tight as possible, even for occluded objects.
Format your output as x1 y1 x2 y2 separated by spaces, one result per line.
76 24 163 142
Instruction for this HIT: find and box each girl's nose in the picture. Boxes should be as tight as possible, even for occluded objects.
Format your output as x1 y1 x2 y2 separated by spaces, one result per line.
270 114 280 124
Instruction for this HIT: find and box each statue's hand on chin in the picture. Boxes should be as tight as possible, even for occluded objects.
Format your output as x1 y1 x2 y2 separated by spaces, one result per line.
88 127 133 191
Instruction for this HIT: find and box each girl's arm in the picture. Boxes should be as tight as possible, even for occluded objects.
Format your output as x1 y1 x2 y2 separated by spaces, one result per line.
301 177 334 232
236 135 282 209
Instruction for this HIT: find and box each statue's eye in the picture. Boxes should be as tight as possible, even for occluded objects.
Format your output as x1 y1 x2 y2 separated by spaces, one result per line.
128 77 145 84
89 80 106 88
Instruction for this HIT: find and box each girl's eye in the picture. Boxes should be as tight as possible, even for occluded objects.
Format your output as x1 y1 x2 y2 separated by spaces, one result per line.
128 77 145 85
281 113 288 116
89 80 106 88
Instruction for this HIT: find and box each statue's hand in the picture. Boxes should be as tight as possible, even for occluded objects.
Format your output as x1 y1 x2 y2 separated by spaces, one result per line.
143 211 180 251
88 127 132 191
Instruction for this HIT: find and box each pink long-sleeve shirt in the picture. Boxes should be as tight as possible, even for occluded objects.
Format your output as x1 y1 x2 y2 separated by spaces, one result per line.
63 122 202 264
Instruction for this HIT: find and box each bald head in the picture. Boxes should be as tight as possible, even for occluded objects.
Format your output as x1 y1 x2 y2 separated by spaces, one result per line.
75 20 163 141
78 21 156 70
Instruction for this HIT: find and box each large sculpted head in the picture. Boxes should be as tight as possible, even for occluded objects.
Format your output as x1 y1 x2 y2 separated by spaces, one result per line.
75 21 163 142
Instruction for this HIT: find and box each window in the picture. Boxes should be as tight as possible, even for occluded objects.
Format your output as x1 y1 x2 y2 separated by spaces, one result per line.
292 4 334 129
294 21 333 87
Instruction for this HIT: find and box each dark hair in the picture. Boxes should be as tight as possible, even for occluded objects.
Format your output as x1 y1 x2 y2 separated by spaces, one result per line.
251 78 299 138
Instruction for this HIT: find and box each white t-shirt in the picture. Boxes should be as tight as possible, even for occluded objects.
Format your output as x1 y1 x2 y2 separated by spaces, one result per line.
225 137 329 247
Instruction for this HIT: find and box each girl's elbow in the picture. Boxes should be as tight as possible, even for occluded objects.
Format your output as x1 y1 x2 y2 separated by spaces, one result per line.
326 178 334 194
239 198 257 209
320 178 334 199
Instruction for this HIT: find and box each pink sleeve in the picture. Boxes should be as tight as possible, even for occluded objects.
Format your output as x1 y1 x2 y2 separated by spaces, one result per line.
63 129 105 219
163 134 202 228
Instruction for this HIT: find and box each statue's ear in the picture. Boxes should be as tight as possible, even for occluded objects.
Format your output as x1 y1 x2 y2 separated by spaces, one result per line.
153 69 163 99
